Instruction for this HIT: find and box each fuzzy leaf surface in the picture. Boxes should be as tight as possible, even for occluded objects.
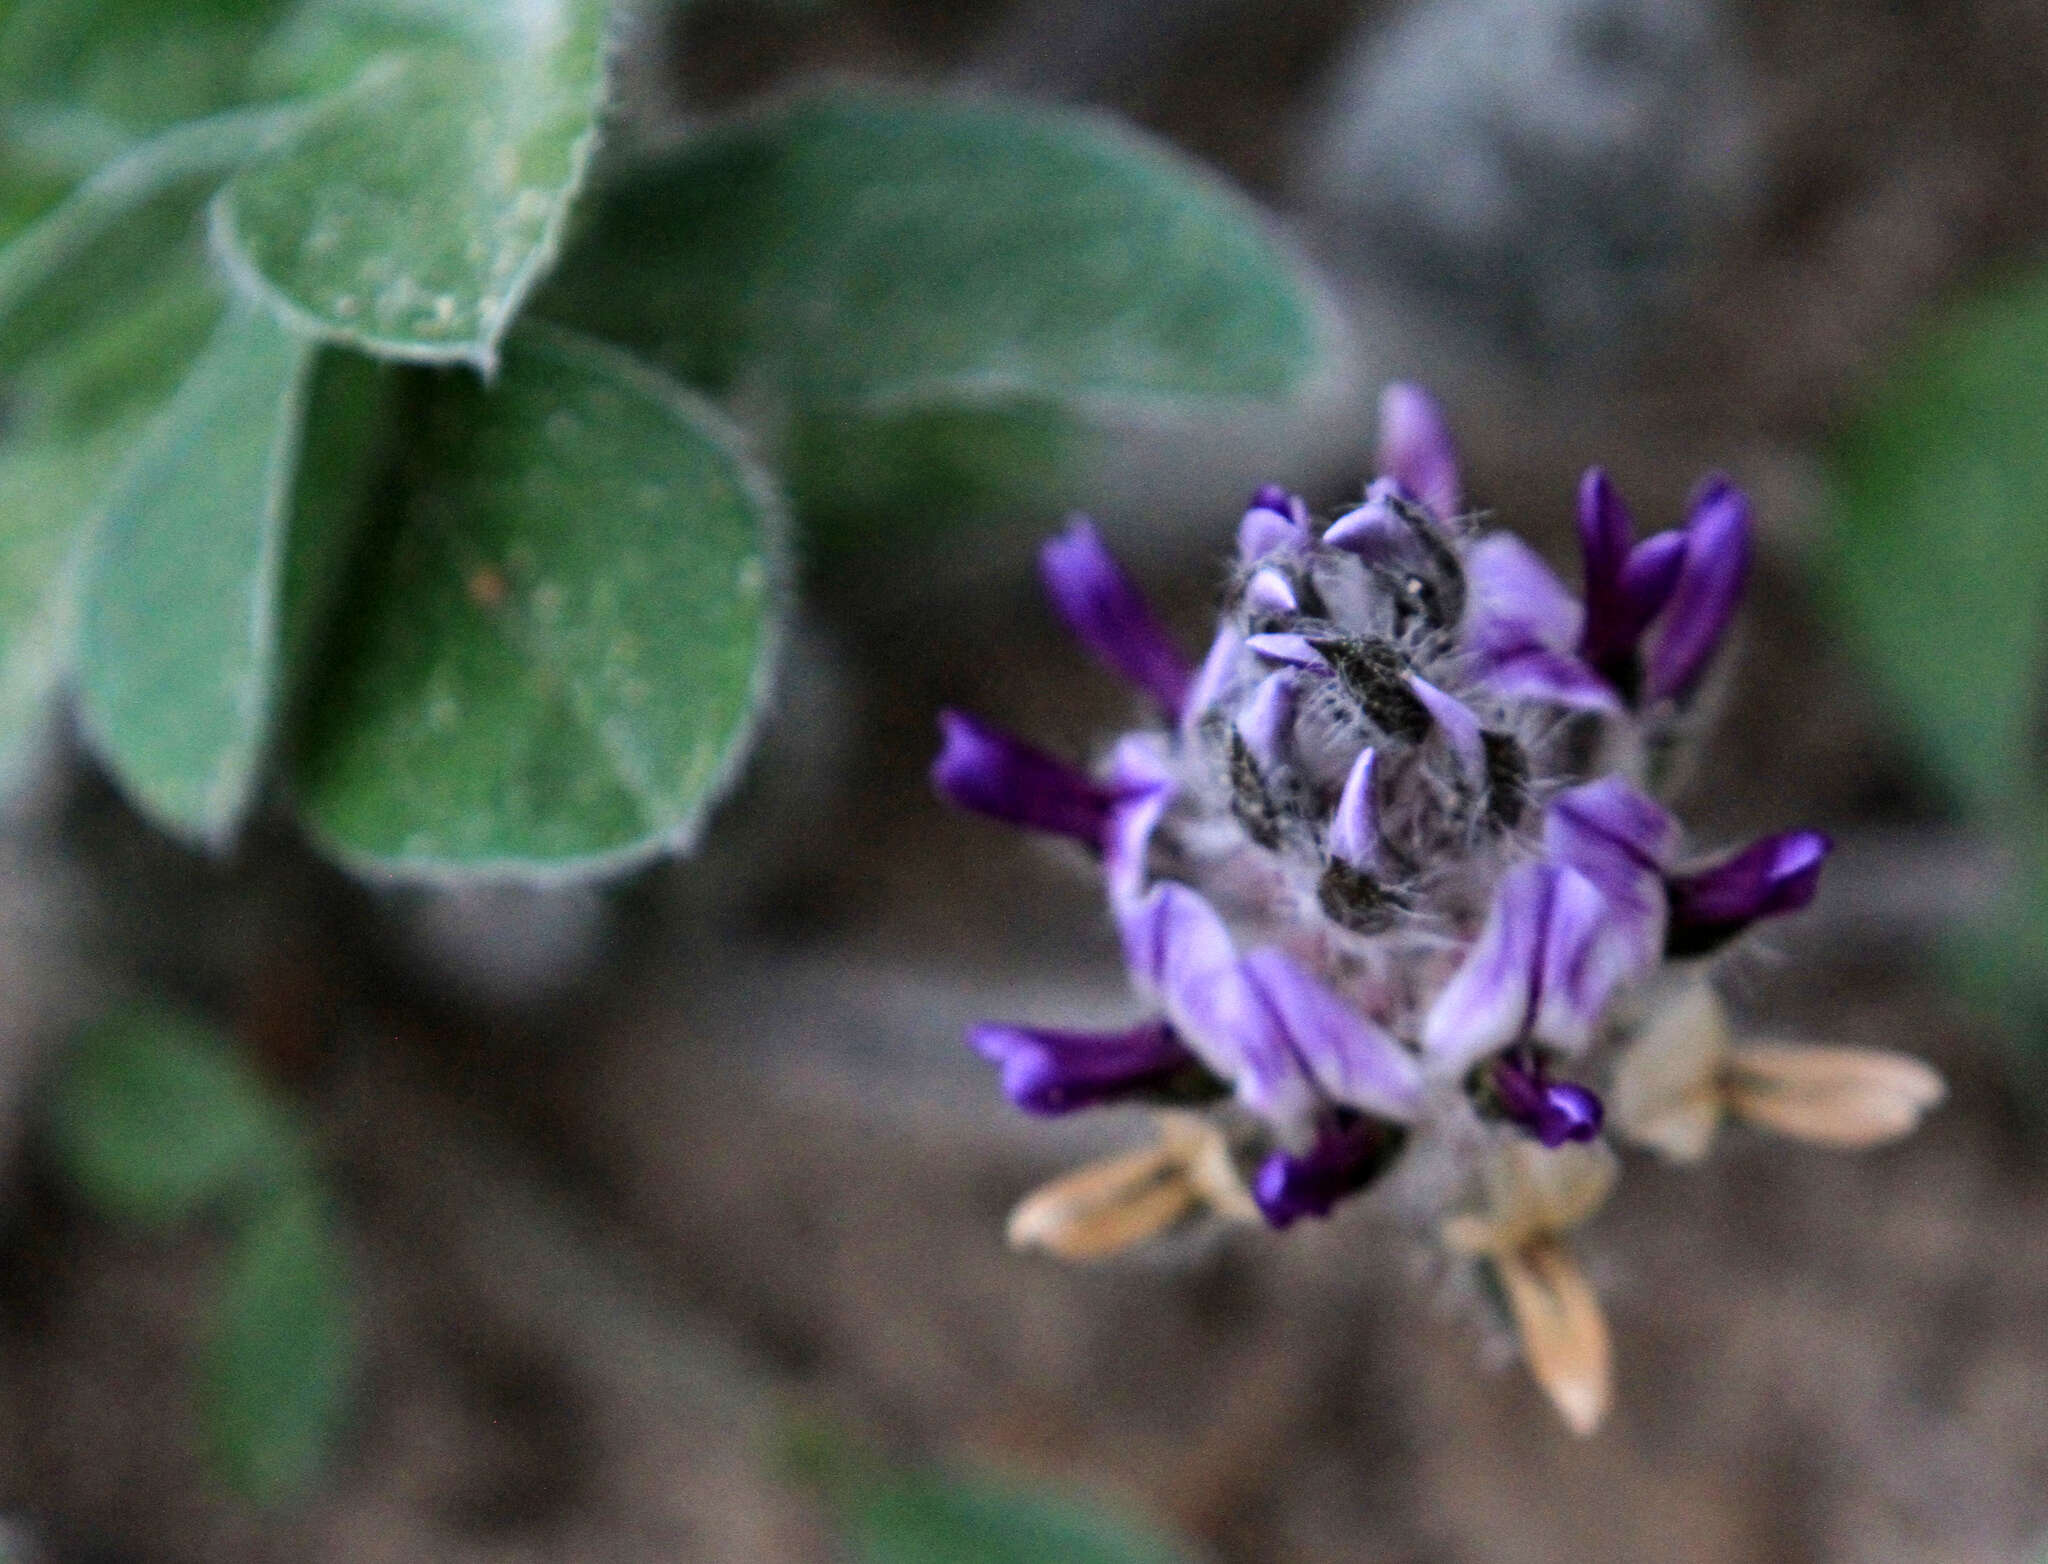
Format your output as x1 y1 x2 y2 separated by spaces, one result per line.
0 110 297 798
292 325 783 879
212 0 613 367
540 88 1334 543
77 303 318 840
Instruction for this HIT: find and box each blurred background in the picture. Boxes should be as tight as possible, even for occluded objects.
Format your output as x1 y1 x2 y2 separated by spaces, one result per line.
4 0 2048 1560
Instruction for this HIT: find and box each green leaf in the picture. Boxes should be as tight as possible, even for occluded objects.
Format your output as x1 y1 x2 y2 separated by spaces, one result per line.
538 88 1338 545
844 1470 1193 1564
76 303 318 842
1826 270 2048 816
0 108 303 796
203 1182 353 1503
44 1006 299 1228
0 0 295 146
290 324 786 879
211 0 613 368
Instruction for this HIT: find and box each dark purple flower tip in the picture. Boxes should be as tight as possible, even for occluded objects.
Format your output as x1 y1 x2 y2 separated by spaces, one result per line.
1575 470 1695 693
932 710 1119 844
967 1019 1213 1115
1575 469 1636 613
1664 829 1832 958
1251 1111 1407 1228
1645 476 1752 704
1491 1053 1606 1147
1238 485 1310 562
1040 516 1193 720
1376 383 1461 521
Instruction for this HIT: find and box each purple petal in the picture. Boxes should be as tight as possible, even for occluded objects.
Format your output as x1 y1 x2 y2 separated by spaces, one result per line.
1544 776 1675 953
1645 477 1752 703
1531 863 1640 1053
1245 632 1328 669
1616 530 1688 638
1238 485 1310 562
1665 829 1832 958
1100 735 1175 906
1321 481 1409 559
1491 1052 1605 1147
1376 383 1461 520
1408 675 1486 784
968 1019 1209 1115
1423 860 1641 1074
1576 471 1687 677
1235 671 1299 774
1574 468 1636 639
1467 535 1581 650
932 710 1118 843
1472 640 1625 713
1117 883 1257 1080
1252 1111 1406 1227
1242 948 1423 1122
1040 516 1192 719
1327 747 1382 873
1423 861 1552 1074
1180 624 1245 741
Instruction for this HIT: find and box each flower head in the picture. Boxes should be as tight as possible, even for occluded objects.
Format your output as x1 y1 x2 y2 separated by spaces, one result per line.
934 384 1939 1432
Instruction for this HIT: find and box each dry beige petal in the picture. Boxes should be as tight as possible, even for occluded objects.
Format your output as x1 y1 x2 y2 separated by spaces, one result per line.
1165 1112 1261 1225
1611 982 1731 1162
1480 1136 1618 1248
1725 1042 1946 1150
1497 1239 1613 1437
1006 1143 1197 1260
1440 1213 1503 1257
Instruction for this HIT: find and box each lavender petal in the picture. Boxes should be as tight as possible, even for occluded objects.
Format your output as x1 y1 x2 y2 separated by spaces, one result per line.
1040 516 1192 719
1422 860 1552 1074
1327 746 1382 873
968 1019 1211 1115
1235 671 1299 775
1409 674 1487 784
1242 948 1423 1122
1665 829 1832 957
1118 883 1258 1080
1238 485 1310 562
1376 383 1461 520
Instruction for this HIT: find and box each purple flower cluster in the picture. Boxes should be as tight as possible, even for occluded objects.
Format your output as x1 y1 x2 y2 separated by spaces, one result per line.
934 386 1830 1235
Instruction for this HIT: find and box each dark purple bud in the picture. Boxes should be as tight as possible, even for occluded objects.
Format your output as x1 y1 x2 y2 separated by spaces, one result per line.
1252 1111 1407 1227
1238 485 1310 562
1040 516 1193 720
1575 469 1636 638
1376 384 1461 520
967 1019 1213 1115
1491 1052 1605 1147
1576 471 1693 695
1645 477 1752 703
1664 830 1831 958
932 710 1119 844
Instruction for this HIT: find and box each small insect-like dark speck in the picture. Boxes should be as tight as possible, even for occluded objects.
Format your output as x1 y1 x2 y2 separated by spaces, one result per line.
1306 636 1430 744
1229 731 1284 849
1318 859 1404 933
1482 730 1529 827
